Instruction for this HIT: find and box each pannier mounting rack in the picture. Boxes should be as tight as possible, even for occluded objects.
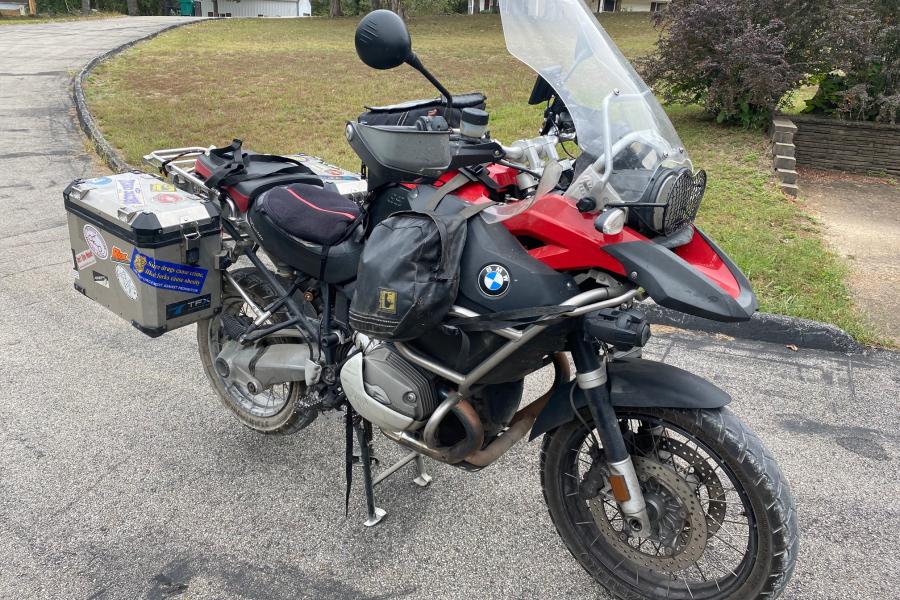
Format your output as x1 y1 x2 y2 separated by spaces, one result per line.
144 147 218 198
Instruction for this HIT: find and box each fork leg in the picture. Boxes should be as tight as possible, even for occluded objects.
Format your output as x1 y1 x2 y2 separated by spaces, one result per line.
570 336 650 535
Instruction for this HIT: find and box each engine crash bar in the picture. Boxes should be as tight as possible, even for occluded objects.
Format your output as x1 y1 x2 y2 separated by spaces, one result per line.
395 287 639 449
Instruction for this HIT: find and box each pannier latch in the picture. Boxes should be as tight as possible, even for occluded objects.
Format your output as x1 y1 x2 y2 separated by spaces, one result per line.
180 218 201 265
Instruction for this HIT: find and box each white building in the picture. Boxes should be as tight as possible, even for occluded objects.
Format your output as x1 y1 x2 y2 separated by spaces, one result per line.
0 1 27 16
199 0 311 18
469 0 668 14
593 0 669 12
467 0 495 14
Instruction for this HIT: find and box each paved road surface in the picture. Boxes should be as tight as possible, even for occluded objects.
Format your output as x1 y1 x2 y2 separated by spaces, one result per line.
802 170 900 345
1 17 899 600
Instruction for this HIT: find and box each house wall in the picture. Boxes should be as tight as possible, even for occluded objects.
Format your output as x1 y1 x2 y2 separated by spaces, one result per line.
604 0 668 12
199 0 306 17
467 0 495 13
0 1 27 15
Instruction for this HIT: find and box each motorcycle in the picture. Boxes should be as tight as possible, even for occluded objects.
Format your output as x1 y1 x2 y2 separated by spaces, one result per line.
97 2 798 598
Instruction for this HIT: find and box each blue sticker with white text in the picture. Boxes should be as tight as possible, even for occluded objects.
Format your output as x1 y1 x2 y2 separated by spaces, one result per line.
85 176 112 187
130 249 207 294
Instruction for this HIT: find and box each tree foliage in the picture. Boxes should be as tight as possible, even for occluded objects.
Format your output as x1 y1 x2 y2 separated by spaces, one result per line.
803 0 899 123
639 0 898 127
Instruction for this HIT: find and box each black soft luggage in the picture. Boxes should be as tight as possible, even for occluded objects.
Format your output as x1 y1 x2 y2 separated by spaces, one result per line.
358 93 486 128
349 176 491 341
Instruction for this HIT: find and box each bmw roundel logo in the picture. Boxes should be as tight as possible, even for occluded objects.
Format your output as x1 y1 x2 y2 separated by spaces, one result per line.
478 264 511 297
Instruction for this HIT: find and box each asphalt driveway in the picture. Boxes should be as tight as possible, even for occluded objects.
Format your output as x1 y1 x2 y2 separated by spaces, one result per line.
1 17 899 600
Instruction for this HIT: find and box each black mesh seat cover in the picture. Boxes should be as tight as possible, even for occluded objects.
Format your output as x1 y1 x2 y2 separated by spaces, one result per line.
247 184 363 283
255 184 360 245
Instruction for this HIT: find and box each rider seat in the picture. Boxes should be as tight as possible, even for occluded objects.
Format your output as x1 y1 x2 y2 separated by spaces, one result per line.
247 183 363 284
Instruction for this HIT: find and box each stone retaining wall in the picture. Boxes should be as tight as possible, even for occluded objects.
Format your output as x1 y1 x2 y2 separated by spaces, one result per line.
788 114 900 176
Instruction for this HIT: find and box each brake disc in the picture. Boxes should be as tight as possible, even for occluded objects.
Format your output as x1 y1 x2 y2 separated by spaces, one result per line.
654 437 727 535
589 456 709 572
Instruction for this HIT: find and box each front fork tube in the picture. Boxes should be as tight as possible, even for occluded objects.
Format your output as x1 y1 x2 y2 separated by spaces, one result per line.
571 337 651 535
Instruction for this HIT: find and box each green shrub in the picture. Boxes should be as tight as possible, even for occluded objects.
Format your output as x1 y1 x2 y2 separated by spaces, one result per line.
638 0 882 128
803 1 899 123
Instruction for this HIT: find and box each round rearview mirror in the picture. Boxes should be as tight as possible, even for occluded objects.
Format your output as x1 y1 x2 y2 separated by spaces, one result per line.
355 9 412 70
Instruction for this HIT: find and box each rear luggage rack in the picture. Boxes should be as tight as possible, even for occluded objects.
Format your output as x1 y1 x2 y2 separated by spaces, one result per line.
144 146 370 212
143 147 214 199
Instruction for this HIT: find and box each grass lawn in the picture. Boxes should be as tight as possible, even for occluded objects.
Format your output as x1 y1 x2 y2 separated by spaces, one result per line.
0 11 123 25
84 14 880 344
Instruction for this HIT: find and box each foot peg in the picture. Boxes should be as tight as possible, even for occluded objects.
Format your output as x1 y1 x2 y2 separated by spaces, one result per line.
220 310 251 340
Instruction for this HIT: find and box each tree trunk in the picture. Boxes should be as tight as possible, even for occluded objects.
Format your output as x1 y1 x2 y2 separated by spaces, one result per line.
390 0 404 20
81 0 90 15
212 0 218 16
125 0 138 16
472 0 480 15
371 0 381 10
330 0 343 17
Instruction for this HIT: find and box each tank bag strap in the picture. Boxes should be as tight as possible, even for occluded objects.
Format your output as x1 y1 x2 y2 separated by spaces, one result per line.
422 172 472 211
443 305 572 332
456 199 496 220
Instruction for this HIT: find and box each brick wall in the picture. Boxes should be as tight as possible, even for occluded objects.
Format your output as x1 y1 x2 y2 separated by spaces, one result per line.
789 114 900 177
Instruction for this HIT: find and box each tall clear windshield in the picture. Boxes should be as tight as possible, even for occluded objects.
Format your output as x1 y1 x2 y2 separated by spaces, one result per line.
499 0 691 204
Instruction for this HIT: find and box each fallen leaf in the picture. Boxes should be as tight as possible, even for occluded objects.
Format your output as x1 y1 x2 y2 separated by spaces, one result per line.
786 344 799 351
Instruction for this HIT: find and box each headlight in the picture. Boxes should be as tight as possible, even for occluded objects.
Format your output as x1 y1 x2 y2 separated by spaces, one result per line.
627 167 706 237
661 169 705 236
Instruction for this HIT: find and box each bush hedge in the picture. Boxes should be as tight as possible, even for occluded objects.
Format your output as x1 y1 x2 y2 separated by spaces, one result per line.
640 0 899 127
803 0 899 123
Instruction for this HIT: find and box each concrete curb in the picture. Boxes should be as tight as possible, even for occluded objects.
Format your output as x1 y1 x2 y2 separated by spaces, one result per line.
72 18 206 173
644 303 864 353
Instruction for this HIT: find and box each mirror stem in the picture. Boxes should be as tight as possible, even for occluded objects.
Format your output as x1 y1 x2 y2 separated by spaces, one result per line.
406 53 454 114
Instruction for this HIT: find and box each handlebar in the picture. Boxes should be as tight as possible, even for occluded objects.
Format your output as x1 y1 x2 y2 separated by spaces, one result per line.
498 132 575 171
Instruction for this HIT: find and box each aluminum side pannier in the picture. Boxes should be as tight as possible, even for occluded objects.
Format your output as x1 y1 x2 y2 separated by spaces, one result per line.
63 173 222 337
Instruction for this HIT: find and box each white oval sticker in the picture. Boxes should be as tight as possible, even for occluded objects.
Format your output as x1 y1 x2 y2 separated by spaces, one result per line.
115 264 138 300
83 224 109 260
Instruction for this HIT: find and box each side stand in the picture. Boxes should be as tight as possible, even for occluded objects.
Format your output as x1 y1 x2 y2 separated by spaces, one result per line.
352 417 386 527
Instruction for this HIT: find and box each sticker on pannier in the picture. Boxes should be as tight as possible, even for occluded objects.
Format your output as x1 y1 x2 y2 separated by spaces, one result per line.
130 250 208 295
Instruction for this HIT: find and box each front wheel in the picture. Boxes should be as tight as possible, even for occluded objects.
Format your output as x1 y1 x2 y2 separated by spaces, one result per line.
541 407 798 600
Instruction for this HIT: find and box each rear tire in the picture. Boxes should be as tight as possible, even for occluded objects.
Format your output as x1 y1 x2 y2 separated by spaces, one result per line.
540 407 798 600
197 267 317 435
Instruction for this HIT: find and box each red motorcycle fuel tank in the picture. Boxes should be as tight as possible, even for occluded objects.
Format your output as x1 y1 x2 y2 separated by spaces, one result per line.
437 169 756 322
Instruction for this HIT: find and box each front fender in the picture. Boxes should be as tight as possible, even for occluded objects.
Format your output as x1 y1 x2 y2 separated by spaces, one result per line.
529 358 731 441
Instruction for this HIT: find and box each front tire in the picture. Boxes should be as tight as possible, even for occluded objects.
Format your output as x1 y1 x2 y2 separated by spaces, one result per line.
541 407 798 600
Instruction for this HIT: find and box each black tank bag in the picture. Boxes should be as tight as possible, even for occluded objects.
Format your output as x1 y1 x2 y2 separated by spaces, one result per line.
349 175 490 341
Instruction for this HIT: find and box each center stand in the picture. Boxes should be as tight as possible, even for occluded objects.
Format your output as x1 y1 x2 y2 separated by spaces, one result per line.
350 411 432 527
